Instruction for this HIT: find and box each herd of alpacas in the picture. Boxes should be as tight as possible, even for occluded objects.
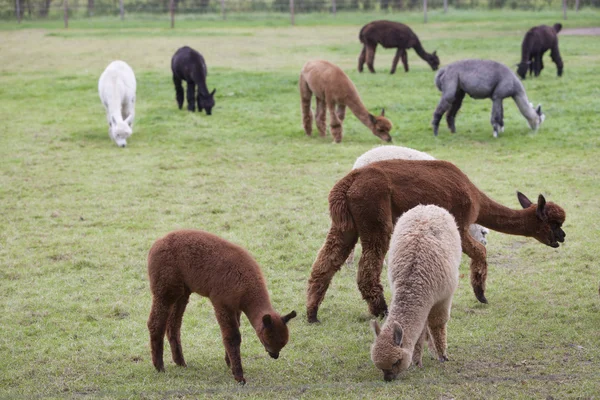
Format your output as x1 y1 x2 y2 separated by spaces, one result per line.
97 20 569 384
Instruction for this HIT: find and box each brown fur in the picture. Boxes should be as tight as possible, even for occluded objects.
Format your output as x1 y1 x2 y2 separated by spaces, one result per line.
358 20 440 74
306 159 566 323
299 60 393 143
147 230 296 384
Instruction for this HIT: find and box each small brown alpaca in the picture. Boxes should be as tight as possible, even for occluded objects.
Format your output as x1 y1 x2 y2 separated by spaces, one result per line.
306 159 566 323
299 60 393 143
358 20 440 74
371 205 461 381
147 230 297 384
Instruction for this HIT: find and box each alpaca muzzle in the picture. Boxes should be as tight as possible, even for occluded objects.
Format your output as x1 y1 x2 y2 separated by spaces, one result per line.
268 351 279 359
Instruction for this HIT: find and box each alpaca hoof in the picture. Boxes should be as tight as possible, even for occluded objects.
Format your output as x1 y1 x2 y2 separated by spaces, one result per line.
474 288 488 304
439 355 449 362
236 377 246 386
307 310 321 324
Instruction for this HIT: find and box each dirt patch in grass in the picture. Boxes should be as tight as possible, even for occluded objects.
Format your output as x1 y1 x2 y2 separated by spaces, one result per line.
561 27 600 35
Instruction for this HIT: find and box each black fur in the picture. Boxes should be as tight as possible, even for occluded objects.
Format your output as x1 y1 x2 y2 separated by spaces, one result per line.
516 24 563 80
171 46 216 115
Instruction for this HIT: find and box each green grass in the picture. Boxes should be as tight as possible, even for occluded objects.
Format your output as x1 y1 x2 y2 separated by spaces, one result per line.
1 9 599 399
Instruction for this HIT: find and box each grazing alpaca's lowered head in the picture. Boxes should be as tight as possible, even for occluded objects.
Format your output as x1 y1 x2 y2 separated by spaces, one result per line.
358 20 440 74
147 229 296 384
98 60 136 147
432 59 545 138
171 46 216 115
299 60 393 143
371 205 461 381
516 23 563 79
306 159 566 323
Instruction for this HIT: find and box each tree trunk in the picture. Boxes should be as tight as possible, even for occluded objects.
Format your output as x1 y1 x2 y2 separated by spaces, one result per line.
332 0 336 14
87 0 93 16
63 0 68 28
575 0 579 12
290 0 294 25
423 0 427 23
221 0 225 19
119 0 124 20
443 0 447 13
562 0 567 20
16 0 21 23
170 0 174 27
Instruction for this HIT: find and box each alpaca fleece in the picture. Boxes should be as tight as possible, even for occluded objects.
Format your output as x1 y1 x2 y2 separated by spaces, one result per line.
358 20 440 74
171 46 216 115
517 23 563 79
299 60 392 143
370 205 461 381
98 60 136 147
306 159 566 323
147 229 296 384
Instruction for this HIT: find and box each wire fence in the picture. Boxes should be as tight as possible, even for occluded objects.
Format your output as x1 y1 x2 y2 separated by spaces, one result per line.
2 0 594 24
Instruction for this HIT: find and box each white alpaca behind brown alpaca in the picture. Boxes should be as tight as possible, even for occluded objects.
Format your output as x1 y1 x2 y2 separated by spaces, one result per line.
299 60 393 143
370 205 461 381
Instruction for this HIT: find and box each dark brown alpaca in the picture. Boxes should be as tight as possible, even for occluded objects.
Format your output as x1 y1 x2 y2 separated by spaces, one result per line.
306 159 566 323
516 23 563 79
147 230 296 384
358 20 440 74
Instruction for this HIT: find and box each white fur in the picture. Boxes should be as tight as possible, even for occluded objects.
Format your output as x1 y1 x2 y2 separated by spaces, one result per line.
98 60 136 147
347 146 489 267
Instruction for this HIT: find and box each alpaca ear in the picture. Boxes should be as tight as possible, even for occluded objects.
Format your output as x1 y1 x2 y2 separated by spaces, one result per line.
536 194 547 220
210 88 216 96
262 314 273 328
393 322 404 346
282 310 297 324
517 191 533 209
110 116 117 126
433 50 437 56
370 320 381 337
369 114 377 125
380 108 385 117
124 114 133 125
536 105 542 116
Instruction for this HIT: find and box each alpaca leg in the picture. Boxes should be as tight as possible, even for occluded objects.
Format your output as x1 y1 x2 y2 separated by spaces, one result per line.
356 230 391 318
214 306 245 384
412 326 428 367
173 76 184 110
147 298 172 372
400 49 409 72
390 48 402 74
186 81 196 112
446 89 465 134
358 45 367 73
366 44 377 73
336 104 346 122
307 228 359 323
534 53 542 77
461 230 488 303
550 44 563 77
315 97 327 137
224 311 242 368
328 101 343 143
432 83 457 136
166 291 190 367
299 77 314 136
490 98 504 138
428 300 451 362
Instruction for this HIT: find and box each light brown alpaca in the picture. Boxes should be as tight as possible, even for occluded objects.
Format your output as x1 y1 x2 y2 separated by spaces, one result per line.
147 230 297 384
299 60 393 143
370 205 461 381
306 159 566 323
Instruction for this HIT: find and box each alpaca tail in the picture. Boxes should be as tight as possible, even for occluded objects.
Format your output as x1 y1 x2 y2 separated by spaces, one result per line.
359 25 367 43
329 172 357 232
553 23 562 34
434 68 445 92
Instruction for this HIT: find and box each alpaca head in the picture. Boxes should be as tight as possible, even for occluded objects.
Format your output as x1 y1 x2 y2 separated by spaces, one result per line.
109 115 133 148
370 320 412 381
517 192 566 248
516 62 530 80
369 109 393 142
257 310 296 359
428 50 440 71
197 88 216 115
469 224 489 246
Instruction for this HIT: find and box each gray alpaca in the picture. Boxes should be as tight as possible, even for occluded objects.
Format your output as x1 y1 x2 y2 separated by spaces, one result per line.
432 59 545 138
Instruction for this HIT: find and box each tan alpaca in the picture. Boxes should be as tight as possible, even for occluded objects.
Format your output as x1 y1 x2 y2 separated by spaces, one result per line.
299 60 393 143
147 229 297 384
370 205 461 381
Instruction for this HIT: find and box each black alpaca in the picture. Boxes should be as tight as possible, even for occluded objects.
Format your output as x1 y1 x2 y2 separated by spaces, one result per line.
171 46 216 115
358 20 440 74
516 23 563 79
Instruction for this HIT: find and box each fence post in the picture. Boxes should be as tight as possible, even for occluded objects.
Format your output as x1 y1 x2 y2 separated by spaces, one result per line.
170 0 175 28
575 0 579 12
290 0 294 26
64 0 68 28
423 0 427 23
332 0 336 15
119 0 124 20
443 0 447 13
562 0 567 20
221 0 225 20
16 0 21 23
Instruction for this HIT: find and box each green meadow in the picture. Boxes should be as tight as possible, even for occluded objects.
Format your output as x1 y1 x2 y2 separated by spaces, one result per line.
1 9 599 399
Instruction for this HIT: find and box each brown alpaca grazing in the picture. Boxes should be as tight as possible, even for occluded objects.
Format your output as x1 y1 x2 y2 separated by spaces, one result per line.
358 20 440 74
147 230 297 384
299 60 393 143
306 159 566 323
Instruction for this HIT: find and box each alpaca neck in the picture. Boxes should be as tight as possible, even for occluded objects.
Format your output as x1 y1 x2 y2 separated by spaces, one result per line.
193 72 210 97
513 92 539 129
244 291 276 333
413 40 432 63
387 300 429 352
476 193 538 237
345 97 375 131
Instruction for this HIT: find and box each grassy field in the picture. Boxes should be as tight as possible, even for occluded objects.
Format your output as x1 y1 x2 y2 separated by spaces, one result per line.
1 9 599 399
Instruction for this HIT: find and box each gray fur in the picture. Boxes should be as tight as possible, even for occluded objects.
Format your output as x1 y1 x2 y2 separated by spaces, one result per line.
432 59 545 138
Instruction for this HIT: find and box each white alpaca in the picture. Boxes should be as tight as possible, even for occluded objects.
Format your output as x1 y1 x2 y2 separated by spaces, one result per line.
98 61 136 147
370 205 462 381
347 145 489 265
